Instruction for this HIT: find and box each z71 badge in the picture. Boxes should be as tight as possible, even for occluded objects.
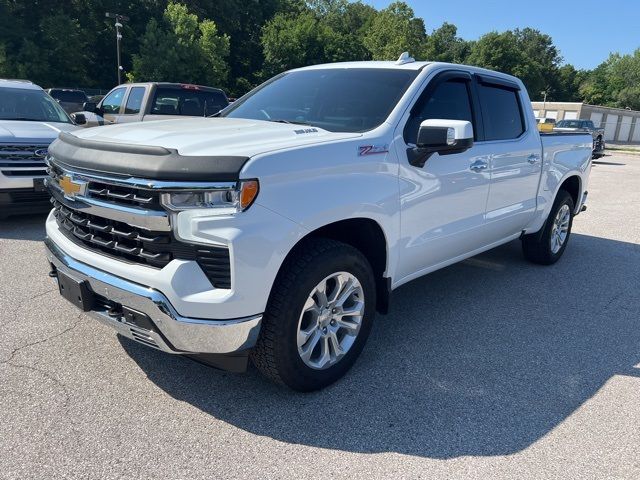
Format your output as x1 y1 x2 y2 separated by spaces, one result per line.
358 144 389 156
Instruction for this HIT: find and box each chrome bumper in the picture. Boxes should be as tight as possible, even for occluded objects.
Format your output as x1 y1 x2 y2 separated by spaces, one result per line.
45 239 262 355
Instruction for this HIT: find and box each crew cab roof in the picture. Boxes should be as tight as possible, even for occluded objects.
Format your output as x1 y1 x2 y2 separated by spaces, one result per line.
290 61 524 87
293 60 432 71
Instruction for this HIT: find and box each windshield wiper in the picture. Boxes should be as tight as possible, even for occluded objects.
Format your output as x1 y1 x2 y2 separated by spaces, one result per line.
268 119 312 126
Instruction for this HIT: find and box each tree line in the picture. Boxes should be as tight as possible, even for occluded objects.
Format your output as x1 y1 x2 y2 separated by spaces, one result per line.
1 0 638 109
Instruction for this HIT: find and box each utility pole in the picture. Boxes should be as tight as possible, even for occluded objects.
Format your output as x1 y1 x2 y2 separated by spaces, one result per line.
541 90 548 113
106 12 129 85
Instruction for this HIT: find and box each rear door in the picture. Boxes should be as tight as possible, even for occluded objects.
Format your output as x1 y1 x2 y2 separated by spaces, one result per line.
477 75 542 237
117 86 147 124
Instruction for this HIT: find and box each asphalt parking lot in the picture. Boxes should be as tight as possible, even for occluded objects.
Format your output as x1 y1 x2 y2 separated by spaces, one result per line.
1 153 639 479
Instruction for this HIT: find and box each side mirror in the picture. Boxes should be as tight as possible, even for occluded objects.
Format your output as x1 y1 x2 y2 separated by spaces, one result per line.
409 119 474 167
71 112 86 125
82 101 98 113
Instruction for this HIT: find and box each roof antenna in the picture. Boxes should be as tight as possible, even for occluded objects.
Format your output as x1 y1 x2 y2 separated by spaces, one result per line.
396 52 415 65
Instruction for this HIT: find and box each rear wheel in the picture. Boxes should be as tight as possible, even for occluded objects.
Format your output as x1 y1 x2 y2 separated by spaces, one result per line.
251 238 376 391
521 190 575 265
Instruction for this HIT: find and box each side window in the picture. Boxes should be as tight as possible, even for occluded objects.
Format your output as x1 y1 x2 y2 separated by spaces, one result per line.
405 80 474 145
477 84 524 141
101 88 126 114
124 87 145 114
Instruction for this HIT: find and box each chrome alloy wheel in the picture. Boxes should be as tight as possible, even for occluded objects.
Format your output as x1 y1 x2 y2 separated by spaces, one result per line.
550 204 571 254
296 272 365 370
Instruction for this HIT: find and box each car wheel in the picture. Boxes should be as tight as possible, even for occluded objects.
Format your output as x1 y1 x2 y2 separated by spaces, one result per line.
521 190 575 265
251 238 376 391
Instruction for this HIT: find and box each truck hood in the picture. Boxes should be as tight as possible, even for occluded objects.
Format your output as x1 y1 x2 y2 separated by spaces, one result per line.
69 117 361 157
0 120 77 143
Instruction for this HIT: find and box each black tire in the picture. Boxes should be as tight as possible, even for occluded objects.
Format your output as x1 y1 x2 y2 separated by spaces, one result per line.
521 190 575 265
251 238 376 391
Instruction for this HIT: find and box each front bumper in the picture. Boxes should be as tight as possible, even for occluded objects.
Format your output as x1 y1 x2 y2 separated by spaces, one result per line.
0 187 51 216
45 238 262 355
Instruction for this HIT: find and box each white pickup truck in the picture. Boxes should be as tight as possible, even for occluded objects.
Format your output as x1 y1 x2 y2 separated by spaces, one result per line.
44 56 592 391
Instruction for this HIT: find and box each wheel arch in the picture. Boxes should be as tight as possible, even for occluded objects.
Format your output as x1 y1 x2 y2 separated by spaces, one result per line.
557 174 581 212
274 217 391 314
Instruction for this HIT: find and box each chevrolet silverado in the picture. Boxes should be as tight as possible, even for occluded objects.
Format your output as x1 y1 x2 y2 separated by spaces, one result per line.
43 56 592 391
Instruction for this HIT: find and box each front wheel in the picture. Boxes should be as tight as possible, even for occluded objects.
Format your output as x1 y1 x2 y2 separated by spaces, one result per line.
251 238 376 391
521 190 575 265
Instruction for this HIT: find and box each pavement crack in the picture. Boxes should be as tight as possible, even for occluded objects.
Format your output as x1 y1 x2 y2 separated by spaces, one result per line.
0 314 83 409
1 314 82 365
600 291 625 313
0 287 57 331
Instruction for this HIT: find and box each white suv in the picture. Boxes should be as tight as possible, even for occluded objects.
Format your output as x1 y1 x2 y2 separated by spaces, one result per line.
0 79 78 218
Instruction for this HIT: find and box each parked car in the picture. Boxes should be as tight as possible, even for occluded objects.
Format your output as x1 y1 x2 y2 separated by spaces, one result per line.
554 119 605 158
72 82 229 127
87 94 104 104
0 79 78 218
44 57 592 391
45 88 89 114
535 116 556 132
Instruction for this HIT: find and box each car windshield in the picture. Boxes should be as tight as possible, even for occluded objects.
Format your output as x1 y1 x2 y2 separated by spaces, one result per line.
221 68 419 133
0 87 71 123
556 120 583 128
50 90 87 103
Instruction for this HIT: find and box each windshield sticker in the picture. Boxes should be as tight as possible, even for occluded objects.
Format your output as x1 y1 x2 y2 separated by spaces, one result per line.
294 128 319 134
358 144 389 156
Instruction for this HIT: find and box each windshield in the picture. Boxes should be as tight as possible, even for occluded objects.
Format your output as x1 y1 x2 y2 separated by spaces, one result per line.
222 68 419 133
0 87 71 123
556 120 583 128
49 90 87 103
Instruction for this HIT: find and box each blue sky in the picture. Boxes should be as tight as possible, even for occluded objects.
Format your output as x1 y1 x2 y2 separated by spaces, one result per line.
363 0 639 69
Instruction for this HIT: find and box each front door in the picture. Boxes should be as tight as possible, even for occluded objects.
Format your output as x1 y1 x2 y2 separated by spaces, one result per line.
98 86 127 125
394 71 492 284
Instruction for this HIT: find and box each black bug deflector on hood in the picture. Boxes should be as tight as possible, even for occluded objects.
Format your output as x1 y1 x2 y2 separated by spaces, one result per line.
48 132 250 182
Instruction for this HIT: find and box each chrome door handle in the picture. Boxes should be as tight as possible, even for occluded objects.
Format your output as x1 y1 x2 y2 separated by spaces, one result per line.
469 160 488 172
527 154 541 164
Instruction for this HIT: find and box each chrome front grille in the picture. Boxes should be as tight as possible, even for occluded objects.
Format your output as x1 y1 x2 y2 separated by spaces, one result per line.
53 200 231 288
87 181 157 207
47 160 232 289
0 144 49 177
47 161 162 209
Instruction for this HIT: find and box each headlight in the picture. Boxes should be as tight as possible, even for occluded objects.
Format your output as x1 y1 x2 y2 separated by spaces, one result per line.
160 180 259 213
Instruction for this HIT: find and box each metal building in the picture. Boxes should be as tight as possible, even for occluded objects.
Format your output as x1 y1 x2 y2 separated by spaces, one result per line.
531 101 640 144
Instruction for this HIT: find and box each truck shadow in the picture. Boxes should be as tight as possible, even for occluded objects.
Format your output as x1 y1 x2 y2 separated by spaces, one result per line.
119 233 640 459
0 214 49 241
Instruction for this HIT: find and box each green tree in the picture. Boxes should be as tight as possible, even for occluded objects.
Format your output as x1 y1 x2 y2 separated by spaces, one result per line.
550 64 584 102
128 2 230 86
467 28 562 100
579 53 633 107
363 1 426 60
261 2 375 77
424 22 471 63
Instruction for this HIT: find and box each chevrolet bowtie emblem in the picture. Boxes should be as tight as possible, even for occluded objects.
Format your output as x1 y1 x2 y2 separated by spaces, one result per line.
59 175 87 198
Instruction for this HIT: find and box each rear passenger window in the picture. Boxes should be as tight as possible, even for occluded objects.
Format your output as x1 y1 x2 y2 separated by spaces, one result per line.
477 84 524 140
405 80 475 145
